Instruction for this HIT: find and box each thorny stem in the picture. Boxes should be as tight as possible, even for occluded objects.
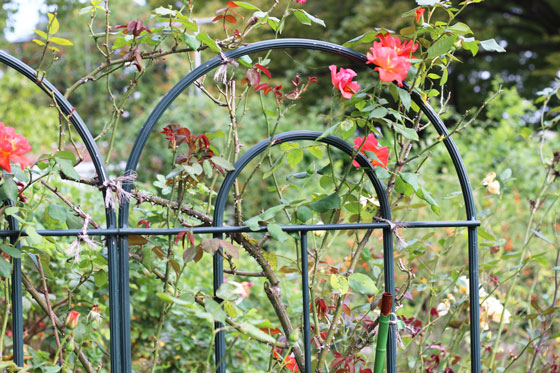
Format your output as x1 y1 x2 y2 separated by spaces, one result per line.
37 257 63 365
315 229 374 372
0 278 9 359
21 273 93 373
528 218 560 372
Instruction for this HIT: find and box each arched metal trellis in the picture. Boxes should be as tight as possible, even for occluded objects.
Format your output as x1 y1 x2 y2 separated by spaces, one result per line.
1 38 481 373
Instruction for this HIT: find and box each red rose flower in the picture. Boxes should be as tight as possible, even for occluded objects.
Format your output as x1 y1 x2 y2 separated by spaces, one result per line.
376 33 418 57
353 134 388 169
416 8 426 23
66 311 80 329
329 65 361 99
0 122 32 173
366 45 410 86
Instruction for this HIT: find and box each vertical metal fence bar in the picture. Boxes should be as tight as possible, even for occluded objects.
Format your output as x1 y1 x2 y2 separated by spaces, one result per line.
300 231 311 373
107 235 122 372
213 239 226 373
118 235 132 373
468 227 481 372
7 214 23 367
382 230 396 373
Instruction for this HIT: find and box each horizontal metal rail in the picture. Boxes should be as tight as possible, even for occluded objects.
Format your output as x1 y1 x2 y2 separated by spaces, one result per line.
0 220 480 237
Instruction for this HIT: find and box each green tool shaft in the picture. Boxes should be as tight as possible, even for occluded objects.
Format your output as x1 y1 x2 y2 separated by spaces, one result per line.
374 313 391 373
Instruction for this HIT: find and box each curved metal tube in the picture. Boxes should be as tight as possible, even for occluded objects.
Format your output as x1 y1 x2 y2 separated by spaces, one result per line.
0 51 122 370
211 131 393 372
105 37 479 372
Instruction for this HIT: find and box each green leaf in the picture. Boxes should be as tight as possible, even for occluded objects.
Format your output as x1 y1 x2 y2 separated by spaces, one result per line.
34 30 48 39
330 274 348 295
280 142 300 151
56 158 80 180
299 9 325 27
368 107 388 119
47 13 60 35
49 36 73 46
1 177 18 201
395 176 415 197
296 206 312 222
374 167 391 180
263 154 285 179
0 245 21 258
244 204 285 230
316 122 340 141
392 123 419 141
447 22 473 35
233 1 260 10
343 31 379 48
310 193 341 213
25 226 43 245
348 273 378 295
66 213 84 230
205 298 227 323
287 149 304 168
176 14 198 32
78 6 93 15
239 322 276 344
185 34 201 50
238 55 253 68
54 150 76 162
0 257 12 277
427 36 457 59
154 6 176 16
462 39 478 57
196 33 221 53
400 173 420 191
156 292 191 306
293 9 311 25
416 187 440 215
308 145 323 159
480 39 505 53
267 223 291 242
202 159 213 178
211 156 235 171
217 282 241 301
48 205 67 222
397 87 411 111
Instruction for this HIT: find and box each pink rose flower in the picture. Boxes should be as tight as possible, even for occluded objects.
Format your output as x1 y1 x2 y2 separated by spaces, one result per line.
353 134 389 168
329 65 361 99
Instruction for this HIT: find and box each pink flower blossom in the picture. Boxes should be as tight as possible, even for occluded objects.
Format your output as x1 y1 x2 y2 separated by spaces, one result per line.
0 122 32 173
66 311 80 329
376 33 418 58
366 45 410 86
353 134 389 168
296 0 306 3
329 65 361 99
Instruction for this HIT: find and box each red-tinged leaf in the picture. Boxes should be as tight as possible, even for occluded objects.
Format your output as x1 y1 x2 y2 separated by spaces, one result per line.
341 304 352 316
212 15 225 22
224 14 237 23
260 327 282 335
227 1 239 7
255 63 272 78
229 9 243 17
255 83 272 95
